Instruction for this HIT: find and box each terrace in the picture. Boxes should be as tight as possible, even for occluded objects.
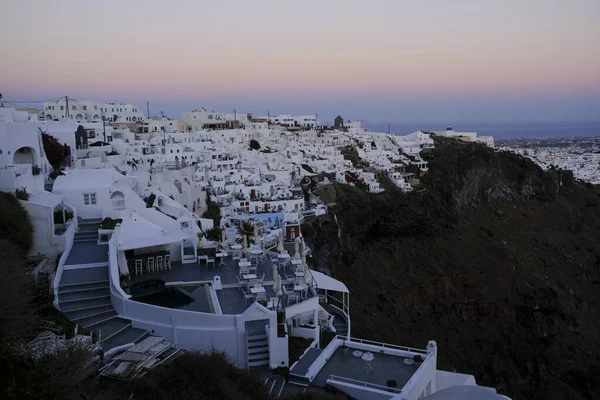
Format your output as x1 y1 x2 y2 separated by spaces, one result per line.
125 249 316 316
290 336 434 400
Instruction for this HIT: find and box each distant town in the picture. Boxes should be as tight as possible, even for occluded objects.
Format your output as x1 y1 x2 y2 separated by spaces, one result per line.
498 136 600 184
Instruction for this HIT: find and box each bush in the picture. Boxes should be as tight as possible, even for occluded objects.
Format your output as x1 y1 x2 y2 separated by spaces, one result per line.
204 227 222 242
0 191 34 253
15 187 30 200
386 379 398 388
100 217 122 230
146 193 156 208
53 209 74 224
49 169 65 181
32 165 41 175
249 139 261 150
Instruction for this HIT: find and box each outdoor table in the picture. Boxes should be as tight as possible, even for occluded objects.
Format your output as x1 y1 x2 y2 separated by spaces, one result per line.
362 352 374 373
239 260 251 268
294 271 305 277
216 252 228 266
231 244 242 250
352 350 363 358
250 286 265 294
291 259 302 266
242 273 257 280
249 249 263 255
294 284 308 291
278 253 290 259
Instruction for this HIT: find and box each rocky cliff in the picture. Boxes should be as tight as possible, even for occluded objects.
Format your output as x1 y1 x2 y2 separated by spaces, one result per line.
302 138 600 400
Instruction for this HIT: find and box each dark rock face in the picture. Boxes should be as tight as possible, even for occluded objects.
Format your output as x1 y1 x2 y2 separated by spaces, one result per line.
303 138 600 400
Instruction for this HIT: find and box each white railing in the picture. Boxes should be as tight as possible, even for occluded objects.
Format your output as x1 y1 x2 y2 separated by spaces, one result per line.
327 375 403 394
343 337 428 355
323 294 351 337
304 336 343 381
399 352 435 396
52 218 78 309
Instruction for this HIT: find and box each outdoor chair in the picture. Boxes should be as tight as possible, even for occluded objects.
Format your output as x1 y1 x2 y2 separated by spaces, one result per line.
134 259 143 276
197 255 208 265
156 256 163 271
206 257 216 269
146 257 155 273
287 292 299 305
255 291 267 302
164 254 171 269
257 273 265 285
242 287 254 304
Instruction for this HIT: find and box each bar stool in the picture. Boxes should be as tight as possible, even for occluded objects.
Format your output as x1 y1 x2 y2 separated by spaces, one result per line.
146 256 155 273
156 256 163 271
135 259 143 276
164 254 171 269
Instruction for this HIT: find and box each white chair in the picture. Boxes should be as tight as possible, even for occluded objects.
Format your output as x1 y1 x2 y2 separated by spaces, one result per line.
164 254 171 270
156 256 163 271
256 291 267 302
242 287 254 304
206 257 216 269
287 292 299 305
134 259 143 276
146 257 155 273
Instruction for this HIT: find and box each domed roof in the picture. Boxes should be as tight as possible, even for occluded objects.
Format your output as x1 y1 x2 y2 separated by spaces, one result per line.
423 386 511 400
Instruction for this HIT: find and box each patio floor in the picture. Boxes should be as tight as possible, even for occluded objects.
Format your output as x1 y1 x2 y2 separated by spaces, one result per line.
312 347 420 390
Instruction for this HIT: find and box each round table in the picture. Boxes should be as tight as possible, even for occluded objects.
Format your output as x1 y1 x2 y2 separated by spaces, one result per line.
404 358 414 365
362 352 374 362
352 350 363 358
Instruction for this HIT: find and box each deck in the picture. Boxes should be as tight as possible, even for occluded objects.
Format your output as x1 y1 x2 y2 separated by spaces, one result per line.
128 252 315 315
312 347 419 390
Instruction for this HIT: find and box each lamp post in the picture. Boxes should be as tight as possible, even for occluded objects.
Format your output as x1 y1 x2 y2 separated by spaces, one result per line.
102 116 106 142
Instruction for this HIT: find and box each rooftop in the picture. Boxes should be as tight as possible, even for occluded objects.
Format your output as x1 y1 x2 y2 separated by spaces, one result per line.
312 347 418 389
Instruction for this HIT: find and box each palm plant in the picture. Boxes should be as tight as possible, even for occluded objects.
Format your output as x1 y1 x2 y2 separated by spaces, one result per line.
236 221 255 245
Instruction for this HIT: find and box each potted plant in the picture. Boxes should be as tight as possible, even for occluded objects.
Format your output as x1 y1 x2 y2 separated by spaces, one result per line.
386 380 398 388
413 354 424 364
119 273 130 290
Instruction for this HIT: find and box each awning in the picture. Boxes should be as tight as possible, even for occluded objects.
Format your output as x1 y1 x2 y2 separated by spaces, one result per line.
117 217 188 251
309 269 349 293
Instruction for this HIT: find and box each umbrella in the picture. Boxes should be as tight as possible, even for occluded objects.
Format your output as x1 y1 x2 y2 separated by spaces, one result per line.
303 253 310 284
293 238 300 260
253 225 261 246
221 227 227 245
277 230 285 253
272 264 281 294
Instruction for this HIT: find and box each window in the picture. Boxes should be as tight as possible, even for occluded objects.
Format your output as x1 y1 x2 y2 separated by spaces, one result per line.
72 105 76 110
60 106 64 110
83 193 97 205
94 105 98 110
83 105 87 110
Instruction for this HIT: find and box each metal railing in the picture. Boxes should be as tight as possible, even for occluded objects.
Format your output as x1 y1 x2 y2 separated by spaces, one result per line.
328 375 403 394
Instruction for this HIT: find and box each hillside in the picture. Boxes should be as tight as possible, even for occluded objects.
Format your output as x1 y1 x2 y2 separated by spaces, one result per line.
303 138 600 400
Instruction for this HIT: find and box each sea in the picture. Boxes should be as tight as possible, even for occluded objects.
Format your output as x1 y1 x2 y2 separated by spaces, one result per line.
361 121 600 141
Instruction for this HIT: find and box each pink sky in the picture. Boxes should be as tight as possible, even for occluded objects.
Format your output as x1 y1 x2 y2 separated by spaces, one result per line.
1 0 599 121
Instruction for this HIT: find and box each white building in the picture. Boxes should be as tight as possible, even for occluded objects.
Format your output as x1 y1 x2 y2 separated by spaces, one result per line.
268 114 319 128
180 108 226 131
43 99 145 123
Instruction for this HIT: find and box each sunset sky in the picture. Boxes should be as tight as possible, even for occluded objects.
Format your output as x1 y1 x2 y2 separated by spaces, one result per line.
1 0 599 122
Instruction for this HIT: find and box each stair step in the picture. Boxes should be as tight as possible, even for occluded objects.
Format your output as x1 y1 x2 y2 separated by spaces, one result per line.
64 304 114 321
248 346 269 355
58 287 110 302
96 319 132 342
59 281 109 293
77 310 118 327
248 340 268 349
100 326 149 351
248 359 270 367
59 296 111 312
248 334 268 341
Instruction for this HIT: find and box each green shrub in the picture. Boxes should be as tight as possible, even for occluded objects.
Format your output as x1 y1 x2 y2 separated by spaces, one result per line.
15 187 30 200
100 217 122 230
53 209 74 224
146 193 156 208
0 192 34 253
386 379 398 388
32 165 41 175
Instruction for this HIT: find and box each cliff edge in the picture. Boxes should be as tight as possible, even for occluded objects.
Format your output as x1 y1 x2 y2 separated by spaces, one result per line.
303 138 600 400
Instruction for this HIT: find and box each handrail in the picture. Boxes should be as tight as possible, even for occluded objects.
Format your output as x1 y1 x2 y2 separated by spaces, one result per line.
328 375 403 394
345 336 428 354
304 335 343 380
